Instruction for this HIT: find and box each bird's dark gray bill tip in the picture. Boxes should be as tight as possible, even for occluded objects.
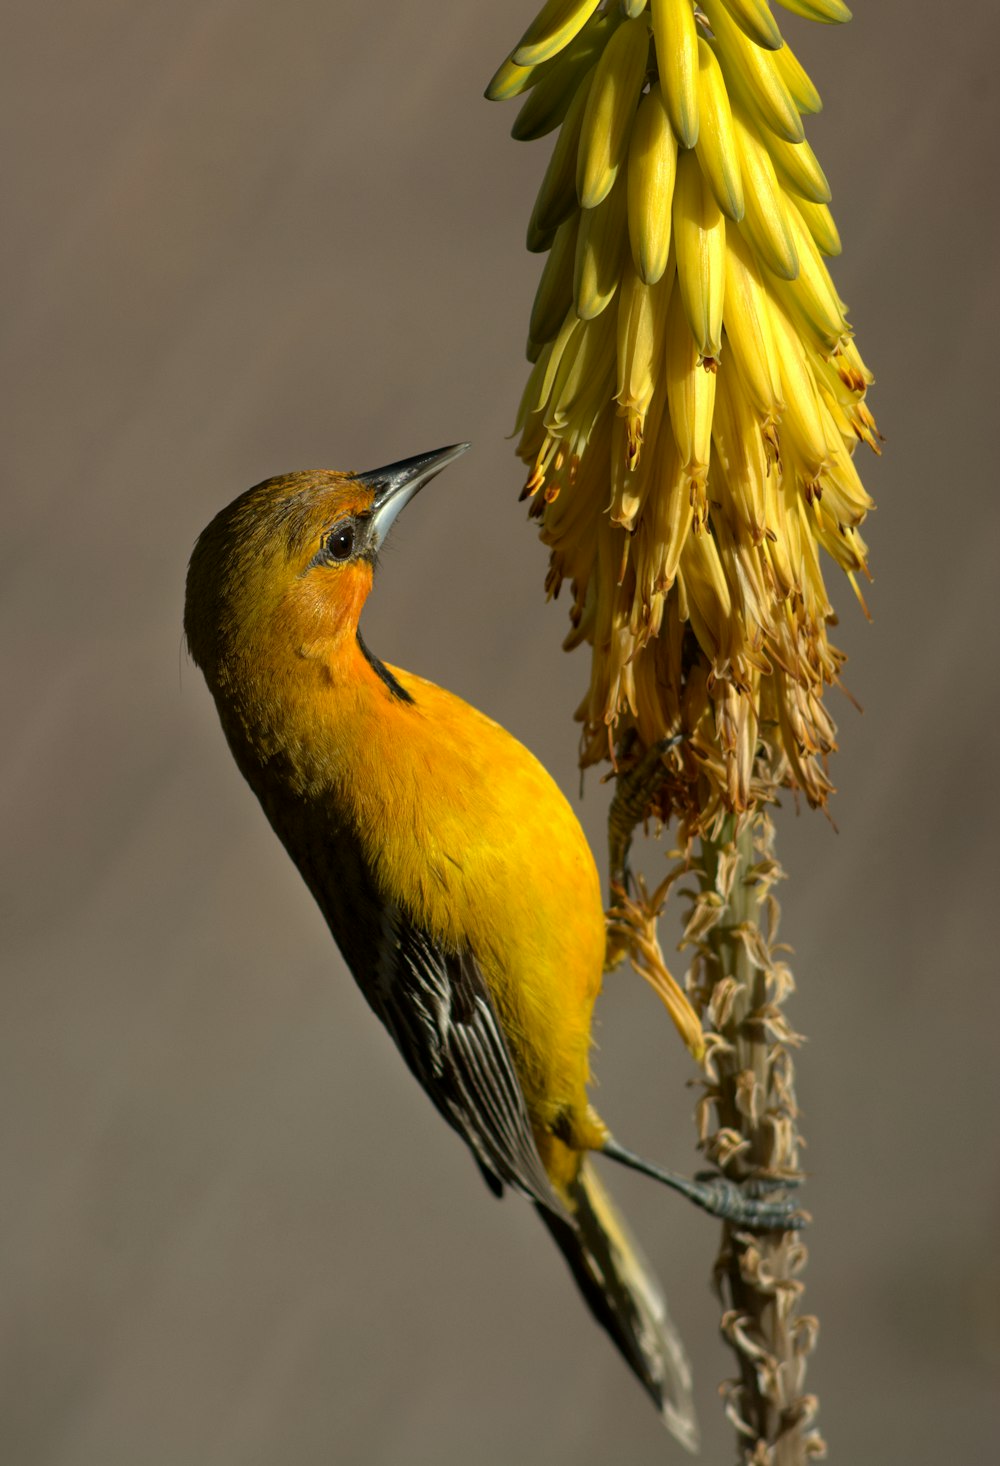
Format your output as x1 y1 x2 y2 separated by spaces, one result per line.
361 443 471 548
356 443 470 500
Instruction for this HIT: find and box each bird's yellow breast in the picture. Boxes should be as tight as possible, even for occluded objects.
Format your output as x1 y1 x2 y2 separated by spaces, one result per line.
294 656 608 1137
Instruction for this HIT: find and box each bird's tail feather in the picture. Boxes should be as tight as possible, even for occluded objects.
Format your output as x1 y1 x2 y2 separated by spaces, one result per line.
536 1160 698 1452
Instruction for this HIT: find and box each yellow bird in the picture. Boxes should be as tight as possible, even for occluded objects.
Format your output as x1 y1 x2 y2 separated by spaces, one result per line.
185 444 795 1445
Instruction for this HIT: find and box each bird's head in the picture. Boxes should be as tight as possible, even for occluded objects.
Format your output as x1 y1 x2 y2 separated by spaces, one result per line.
185 444 469 688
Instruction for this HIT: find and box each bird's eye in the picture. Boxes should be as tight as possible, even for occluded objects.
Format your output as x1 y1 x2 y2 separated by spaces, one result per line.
322 523 355 562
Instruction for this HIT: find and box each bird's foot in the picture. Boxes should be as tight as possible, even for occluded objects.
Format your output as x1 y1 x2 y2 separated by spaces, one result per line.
603 1139 805 1231
685 1170 805 1230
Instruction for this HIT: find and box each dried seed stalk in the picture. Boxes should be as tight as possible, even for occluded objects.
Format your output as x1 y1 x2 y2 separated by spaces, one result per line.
690 812 823 1463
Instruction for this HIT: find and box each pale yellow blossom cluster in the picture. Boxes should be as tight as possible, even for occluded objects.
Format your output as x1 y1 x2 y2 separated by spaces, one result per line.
489 0 878 835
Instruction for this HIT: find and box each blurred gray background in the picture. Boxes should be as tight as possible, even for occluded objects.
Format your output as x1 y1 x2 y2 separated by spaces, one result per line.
3 3 998 1462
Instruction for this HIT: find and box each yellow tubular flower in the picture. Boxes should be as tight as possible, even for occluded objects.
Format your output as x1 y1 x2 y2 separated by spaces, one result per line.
731 108 799 280
615 255 671 472
772 33 823 112
672 148 726 362
577 16 651 208
512 0 604 68
703 0 804 144
795 195 842 257
664 282 717 520
529 212 580 348
574 171 629 317
511 12 621 139
650 0 700 149
693 38 745 221
721 0 784 49
765 131 831 204
626 83 677 283
489 0 877 839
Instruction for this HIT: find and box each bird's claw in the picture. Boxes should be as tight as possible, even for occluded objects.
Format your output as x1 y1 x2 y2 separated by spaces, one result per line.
607 734 685 894
687 1173 806 1230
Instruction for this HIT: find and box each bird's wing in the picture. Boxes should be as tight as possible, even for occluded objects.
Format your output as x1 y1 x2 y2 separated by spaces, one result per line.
368 910 561 1214
263 809 561 1214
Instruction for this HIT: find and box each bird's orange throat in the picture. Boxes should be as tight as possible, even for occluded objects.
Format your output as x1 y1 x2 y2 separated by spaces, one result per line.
192 552 387 796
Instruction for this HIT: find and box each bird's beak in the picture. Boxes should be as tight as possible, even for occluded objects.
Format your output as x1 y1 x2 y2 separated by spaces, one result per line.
357 443 471 552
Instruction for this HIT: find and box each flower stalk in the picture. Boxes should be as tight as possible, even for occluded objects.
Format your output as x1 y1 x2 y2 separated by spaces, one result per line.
488 1 875 1456
692 814 820 1462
